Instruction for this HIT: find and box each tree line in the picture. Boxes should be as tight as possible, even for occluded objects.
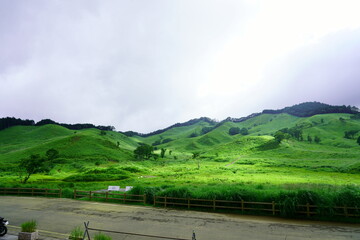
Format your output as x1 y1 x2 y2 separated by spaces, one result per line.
262 102 358 117
0 117 115 132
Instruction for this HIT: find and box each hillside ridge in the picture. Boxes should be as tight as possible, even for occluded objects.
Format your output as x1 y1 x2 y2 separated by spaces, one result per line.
1 102 358 135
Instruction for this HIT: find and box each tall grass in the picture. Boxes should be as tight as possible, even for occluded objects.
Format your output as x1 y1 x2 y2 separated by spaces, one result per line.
21 220 37 232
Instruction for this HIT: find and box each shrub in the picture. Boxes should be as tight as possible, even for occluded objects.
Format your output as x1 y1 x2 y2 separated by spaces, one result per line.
21 220 37 232
69 226 84 239
94 232 112 240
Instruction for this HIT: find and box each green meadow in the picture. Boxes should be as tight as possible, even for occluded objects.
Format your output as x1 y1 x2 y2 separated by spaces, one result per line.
0 112 360 218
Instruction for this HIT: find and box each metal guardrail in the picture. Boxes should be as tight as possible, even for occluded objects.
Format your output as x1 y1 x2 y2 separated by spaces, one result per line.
83 221 196 240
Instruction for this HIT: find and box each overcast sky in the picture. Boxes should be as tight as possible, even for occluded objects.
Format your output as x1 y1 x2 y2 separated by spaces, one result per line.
1 0 360 133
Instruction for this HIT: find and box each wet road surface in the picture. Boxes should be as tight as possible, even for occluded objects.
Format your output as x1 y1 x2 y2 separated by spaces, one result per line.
0 196 359 240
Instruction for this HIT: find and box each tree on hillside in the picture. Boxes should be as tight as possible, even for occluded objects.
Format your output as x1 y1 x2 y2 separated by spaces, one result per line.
19 154 45 184
274 131 285 143
18 149 60 183
357 136 360 145
134 144 154 160
46 148 59 161
229 127 240 136
307 135 313 143
239 127 249 135
344 130 359 139
189 132 199 138
314 136 321 144
160 148 167 158
192 152 201 170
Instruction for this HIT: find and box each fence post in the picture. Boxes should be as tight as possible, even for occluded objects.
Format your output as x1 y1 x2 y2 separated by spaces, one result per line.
45 188 48 197
306 203 310 217
153 196 156 206
74 189 77 199
241 199 244 213
188 198 190 209
344 205 348 217
165 196 167 208
124 193 126 203
31 188 34 197
213 199 216 211
144 194 146 205
105 191 108 202
272 201 275 215
59 189 62 198
89 191 92 201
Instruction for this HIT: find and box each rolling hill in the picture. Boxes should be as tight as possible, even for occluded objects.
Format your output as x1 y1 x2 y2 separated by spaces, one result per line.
0 102 359 192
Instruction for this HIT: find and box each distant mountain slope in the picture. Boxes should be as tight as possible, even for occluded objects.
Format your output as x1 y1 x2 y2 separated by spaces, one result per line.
133 113 360 152
262 101 358 117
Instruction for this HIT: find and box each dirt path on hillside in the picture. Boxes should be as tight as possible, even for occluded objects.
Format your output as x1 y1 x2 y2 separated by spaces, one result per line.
225 157 241 166
0 196 359 240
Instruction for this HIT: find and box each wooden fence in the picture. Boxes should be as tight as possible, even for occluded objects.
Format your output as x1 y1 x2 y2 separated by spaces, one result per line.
73 189 146 204
153 196 359 218
0 188 358 219
0 187 62 198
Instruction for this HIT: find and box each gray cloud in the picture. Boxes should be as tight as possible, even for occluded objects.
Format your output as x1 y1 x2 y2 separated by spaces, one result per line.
1 0 359 133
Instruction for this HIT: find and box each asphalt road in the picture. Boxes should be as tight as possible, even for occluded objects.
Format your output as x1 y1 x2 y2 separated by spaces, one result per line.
0 196 359 240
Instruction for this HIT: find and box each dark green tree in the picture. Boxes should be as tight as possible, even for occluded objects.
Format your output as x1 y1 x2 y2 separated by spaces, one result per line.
201 127 213 135
344 130 359 139
46 148 59 161
162 138 173 144
274 131 285 143
240 127 249 135
19 154 45 183
134 144 154 160
189 132 198 138
160 148 167 158
357 136 360 145
314 136 321 144
152 140 161 146
229 127 240 135
307 135 312 143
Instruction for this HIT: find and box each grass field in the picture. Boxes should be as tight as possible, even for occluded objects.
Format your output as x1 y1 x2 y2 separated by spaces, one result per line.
0 113 359 219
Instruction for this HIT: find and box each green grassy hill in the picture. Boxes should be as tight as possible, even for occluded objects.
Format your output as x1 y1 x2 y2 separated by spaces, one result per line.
0 112 359 198
0 124 138 166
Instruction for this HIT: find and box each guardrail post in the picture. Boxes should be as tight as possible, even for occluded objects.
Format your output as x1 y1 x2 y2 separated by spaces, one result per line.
187 198 190 209
213 199 216 211
31 188 34 196
124 193 126 203
105 191 108 202
74 189 77 199
89 191 92 201
241 199 244 212
165 196 167 208
45 188 48 197
59 189 62 198
144 194 146 205
153 196 156 206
